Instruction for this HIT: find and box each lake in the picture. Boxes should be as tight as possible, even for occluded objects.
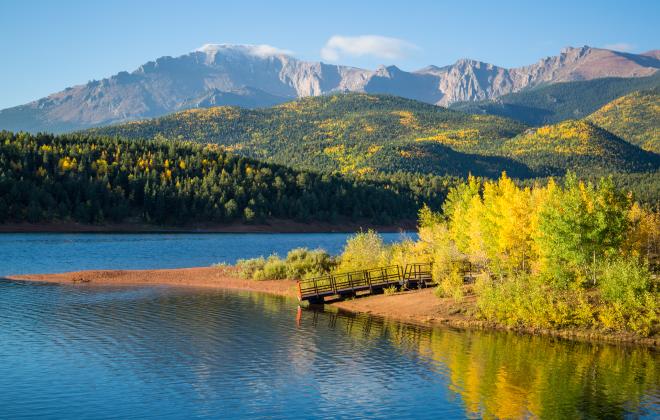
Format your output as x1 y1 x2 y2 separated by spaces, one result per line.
0 232 412 276
0 233 658 418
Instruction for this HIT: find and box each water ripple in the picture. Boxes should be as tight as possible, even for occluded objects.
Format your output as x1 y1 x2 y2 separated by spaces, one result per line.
0 280 657 419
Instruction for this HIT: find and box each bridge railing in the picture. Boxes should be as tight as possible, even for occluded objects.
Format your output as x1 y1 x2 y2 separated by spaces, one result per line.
365 265 402 287
298 264 424 301
403 262 432 282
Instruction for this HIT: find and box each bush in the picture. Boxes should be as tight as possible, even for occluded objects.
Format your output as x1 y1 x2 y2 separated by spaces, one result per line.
285 248 336 279
235 248 336 281
336 230 389 273
253 255 288 281
598 257 657 335
236 257 266 279
435 267 464 302
475 273 593 329
384 285 398 296
599 257 653 304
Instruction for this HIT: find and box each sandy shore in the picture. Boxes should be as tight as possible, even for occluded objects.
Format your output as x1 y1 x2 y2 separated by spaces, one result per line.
7 267 298 297
334 288 475 325
7 266 657 347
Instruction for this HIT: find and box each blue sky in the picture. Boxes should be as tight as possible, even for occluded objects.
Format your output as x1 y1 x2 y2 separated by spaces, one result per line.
0 0 658 109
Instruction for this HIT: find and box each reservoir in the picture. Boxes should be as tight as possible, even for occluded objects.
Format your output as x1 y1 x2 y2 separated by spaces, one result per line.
0 233 657 418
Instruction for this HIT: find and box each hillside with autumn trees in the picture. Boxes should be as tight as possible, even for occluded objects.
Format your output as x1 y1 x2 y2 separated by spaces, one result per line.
0 131 460 226
87 94 533 178
3 90 659 227
496 120 659 175
88 93 659 178
587 88 659 153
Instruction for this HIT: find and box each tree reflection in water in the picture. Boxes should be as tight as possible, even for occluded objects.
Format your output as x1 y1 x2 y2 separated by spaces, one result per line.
298 305 659 418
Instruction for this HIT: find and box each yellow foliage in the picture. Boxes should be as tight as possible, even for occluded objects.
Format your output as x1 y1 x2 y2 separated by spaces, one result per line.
416 129 480 148
179 106 240 121
356 167 375 176
367 145 382 155
224 143 244 152
624 203 660 259
323 144 369 174
92 158 109 175
509 120 602 156
58 157 77 172
392 110 420 129
161 169 172 182
323 145 345 156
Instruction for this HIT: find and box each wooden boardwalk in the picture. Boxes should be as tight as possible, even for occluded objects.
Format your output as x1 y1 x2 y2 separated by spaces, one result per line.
297 263 433 303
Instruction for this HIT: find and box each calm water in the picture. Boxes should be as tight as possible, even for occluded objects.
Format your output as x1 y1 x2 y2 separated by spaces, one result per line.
0 232 410 276
0 234 658 419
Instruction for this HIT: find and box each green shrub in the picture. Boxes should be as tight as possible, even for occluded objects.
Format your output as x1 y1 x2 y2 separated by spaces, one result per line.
236 257 266 279
476 273 593 329
434 267 464 302
235 248 336 281
384 285 398 296
336 230 389 273
252 255 288 280
597 257 657 335
285 248 336 279
599 257 652 305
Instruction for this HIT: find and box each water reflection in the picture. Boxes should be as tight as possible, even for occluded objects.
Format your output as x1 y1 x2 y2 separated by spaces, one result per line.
0 280 657 419
299 306 659 419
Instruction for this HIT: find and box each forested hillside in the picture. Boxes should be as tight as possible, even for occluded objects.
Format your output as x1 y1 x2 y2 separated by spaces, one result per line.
450 73 660 125
0 131 458 226
496 120 660 176
586 89 659 153
89 93 659 179
2 129 657 230
88 94 532 178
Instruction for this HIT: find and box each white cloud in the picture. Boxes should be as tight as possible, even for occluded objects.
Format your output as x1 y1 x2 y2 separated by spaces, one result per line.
603 42 635 52
320 35 420 62
196 43 293 58
248 44 294 57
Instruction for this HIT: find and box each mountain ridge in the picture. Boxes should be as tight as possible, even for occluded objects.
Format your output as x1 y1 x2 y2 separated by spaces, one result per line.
1 44 657 133
449 72 660 125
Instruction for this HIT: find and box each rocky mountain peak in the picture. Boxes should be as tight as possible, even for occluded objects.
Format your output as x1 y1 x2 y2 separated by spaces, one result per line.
1 45 657 133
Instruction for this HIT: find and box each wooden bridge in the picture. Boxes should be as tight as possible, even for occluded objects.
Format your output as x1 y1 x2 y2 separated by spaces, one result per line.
297 263 433 304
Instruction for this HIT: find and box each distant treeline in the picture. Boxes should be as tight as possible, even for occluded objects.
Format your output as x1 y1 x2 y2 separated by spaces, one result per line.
0 131 457 225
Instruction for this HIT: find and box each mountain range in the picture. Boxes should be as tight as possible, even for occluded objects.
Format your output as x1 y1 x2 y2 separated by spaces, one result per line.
1 44 658 132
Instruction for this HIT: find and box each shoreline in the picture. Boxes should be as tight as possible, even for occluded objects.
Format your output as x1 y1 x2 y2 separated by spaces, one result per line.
7 266 657 348
332 289 659 347
0 219 416 234
6 267 298 298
